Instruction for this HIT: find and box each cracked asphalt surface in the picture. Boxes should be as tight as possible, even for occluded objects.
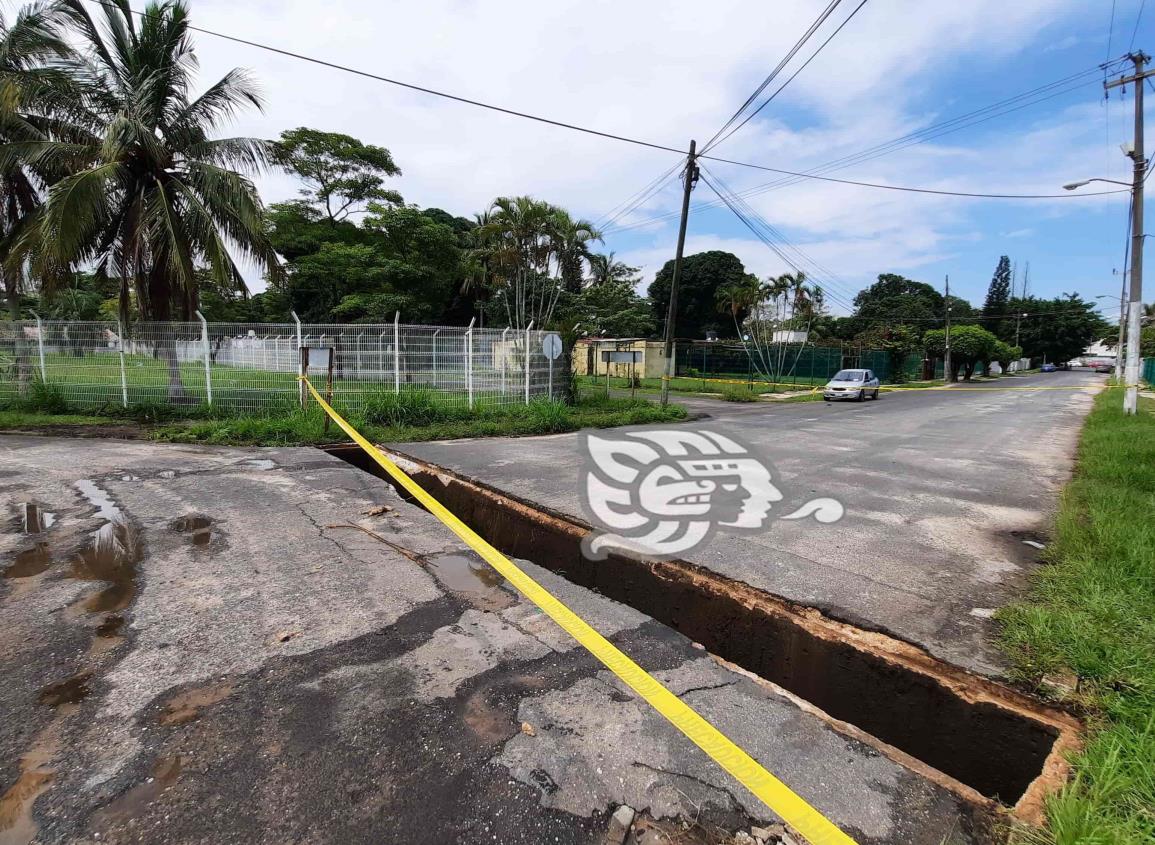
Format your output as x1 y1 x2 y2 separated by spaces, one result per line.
0 437 995 844
395 370 1103 675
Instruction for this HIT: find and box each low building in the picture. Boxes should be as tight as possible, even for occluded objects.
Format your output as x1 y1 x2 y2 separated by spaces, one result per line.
572 338 669 380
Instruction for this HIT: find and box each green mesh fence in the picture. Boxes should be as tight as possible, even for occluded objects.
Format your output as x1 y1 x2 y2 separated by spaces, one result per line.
1143 357 1155 387
674 343 939 387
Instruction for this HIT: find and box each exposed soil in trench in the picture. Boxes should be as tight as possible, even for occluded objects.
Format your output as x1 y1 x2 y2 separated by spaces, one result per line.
324 442 1080 824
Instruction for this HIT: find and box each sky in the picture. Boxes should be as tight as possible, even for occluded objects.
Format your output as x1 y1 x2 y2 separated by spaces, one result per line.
139 0 1152 317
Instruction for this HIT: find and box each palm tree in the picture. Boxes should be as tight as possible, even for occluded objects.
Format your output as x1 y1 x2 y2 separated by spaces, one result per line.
587 251 638 288
0 0 79 391
550 209 601 294
10 0 279 398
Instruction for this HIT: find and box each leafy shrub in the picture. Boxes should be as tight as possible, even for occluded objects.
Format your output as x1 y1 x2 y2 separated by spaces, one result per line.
524 399 570 432
23 380 69 414
720 385 757 402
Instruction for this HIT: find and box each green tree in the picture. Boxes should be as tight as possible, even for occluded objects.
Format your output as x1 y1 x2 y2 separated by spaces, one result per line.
992 340 1022 372
16 0 280 399
559 278 654 338
649 251 751 339
983 255 1012 339
587 252 639 288
273 127 402 224
924 324 998 381
857 324 920 383
845 273 949 337
1014 295 1111 365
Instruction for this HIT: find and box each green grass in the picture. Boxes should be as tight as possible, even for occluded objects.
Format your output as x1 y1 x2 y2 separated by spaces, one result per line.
998 393 1155 844
576 374 823 397
151 392 688 446
0 409 112 428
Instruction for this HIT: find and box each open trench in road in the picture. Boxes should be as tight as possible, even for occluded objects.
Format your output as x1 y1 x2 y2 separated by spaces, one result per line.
323 443 1080 826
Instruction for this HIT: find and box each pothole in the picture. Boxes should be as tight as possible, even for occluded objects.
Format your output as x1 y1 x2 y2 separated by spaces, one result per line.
324 444 1080 821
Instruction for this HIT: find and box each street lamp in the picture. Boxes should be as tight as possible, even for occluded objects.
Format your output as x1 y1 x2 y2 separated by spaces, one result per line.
1062 178 1132 190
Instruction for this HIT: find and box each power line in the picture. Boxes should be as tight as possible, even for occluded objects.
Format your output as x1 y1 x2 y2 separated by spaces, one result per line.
1130 0 1147 50
702 0 846 152
1107 0 1118 61
703 0 872 154
85 1 1138 203
594 161 684 230
606 62 1133 233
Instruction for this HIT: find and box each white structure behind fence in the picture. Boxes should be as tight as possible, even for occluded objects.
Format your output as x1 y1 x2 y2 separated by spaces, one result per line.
0 317 563 413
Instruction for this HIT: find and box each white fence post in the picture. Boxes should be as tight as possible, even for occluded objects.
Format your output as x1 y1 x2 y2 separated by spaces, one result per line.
524 320 534 405
393 311 400 394
432 329 441 386
32 312 46 381
117 321 128 407
465 318 475 409
196 310 212 405
292 311 304 407
501 327 509 397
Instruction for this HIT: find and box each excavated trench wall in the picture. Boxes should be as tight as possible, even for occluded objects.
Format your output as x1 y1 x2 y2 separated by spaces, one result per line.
325 444 1080 816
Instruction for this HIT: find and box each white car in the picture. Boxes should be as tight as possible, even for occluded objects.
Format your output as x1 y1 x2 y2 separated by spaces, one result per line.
823 368 880 402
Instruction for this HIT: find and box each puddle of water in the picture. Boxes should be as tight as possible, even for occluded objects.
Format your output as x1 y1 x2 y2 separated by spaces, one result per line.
425 554 516 612
74 480 123 521
96 614 125 638
6 544 51 579
243 459 277 471
158 681 235 726
70 519 143 613
0 733 59 844
20 503 55 534
170 515 214 547
38 673 91 708
89 755 181 833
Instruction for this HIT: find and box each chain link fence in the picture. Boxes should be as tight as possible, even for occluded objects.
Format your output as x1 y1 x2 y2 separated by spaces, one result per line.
0 318 566 413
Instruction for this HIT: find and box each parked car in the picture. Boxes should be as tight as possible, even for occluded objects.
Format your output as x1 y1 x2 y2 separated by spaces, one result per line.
1092 362 1116 374
823 369 880 401
1041 363 1056 372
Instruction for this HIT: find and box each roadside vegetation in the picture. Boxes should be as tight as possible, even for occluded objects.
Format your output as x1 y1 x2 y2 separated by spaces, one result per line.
999 392 1155 844
0 383 686 445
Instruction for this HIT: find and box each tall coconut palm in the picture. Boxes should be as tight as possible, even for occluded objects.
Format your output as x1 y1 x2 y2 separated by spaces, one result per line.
12 0 279 398
550 209 600 295
0 0 80 391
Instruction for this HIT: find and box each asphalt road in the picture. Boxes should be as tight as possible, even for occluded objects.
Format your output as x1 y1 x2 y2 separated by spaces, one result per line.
0 437 990 845
396 370 1103 675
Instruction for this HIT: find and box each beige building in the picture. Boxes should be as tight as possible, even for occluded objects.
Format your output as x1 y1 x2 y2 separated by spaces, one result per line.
572 339 669 380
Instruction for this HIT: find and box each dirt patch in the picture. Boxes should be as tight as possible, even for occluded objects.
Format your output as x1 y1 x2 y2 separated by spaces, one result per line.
157 681 236 727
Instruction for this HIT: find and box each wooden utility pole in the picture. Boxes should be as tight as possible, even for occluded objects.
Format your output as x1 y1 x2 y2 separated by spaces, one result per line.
1106 52 1151 414
660 140 699 407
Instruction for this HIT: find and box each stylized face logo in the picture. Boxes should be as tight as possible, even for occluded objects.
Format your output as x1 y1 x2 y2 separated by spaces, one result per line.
581 429 843 559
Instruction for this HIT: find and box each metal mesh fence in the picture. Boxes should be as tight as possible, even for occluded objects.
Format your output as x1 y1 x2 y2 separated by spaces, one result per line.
672 342 939 387
0 318 566 413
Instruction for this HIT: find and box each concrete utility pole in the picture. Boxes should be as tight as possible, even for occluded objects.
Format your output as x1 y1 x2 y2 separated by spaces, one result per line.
1114 268 1126 378
660 140 699 407
943 275 953 382
1106 52 1151 414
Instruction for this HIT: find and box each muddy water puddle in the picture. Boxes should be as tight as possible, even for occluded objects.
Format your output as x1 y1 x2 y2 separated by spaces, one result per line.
425 553 516 611
158 681 236 726
38 673 92 708
71 519 143 613
4 503 58 580
0 731 60 845
170 514 216 547
89 755 182 834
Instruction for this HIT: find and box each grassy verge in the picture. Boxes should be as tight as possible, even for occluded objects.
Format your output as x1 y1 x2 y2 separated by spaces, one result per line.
0 388 688 446
998 392 1155 844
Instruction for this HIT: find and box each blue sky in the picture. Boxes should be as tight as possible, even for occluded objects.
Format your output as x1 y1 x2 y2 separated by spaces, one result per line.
174 0 1150 319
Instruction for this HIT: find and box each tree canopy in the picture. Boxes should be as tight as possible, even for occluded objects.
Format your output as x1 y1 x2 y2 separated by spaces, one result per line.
273 127 402 223
648 251 752 339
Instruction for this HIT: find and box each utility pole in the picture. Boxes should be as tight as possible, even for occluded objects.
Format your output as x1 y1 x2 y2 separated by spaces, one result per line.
1106 51 1151 414
660 140 699 407
943 275 953 382
1114 268 1126 378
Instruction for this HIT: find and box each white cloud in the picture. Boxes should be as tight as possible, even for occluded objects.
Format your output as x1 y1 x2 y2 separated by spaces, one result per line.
148 0 1116 298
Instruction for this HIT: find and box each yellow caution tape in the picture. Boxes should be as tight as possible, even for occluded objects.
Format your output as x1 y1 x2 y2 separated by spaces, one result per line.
299 377 856 845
